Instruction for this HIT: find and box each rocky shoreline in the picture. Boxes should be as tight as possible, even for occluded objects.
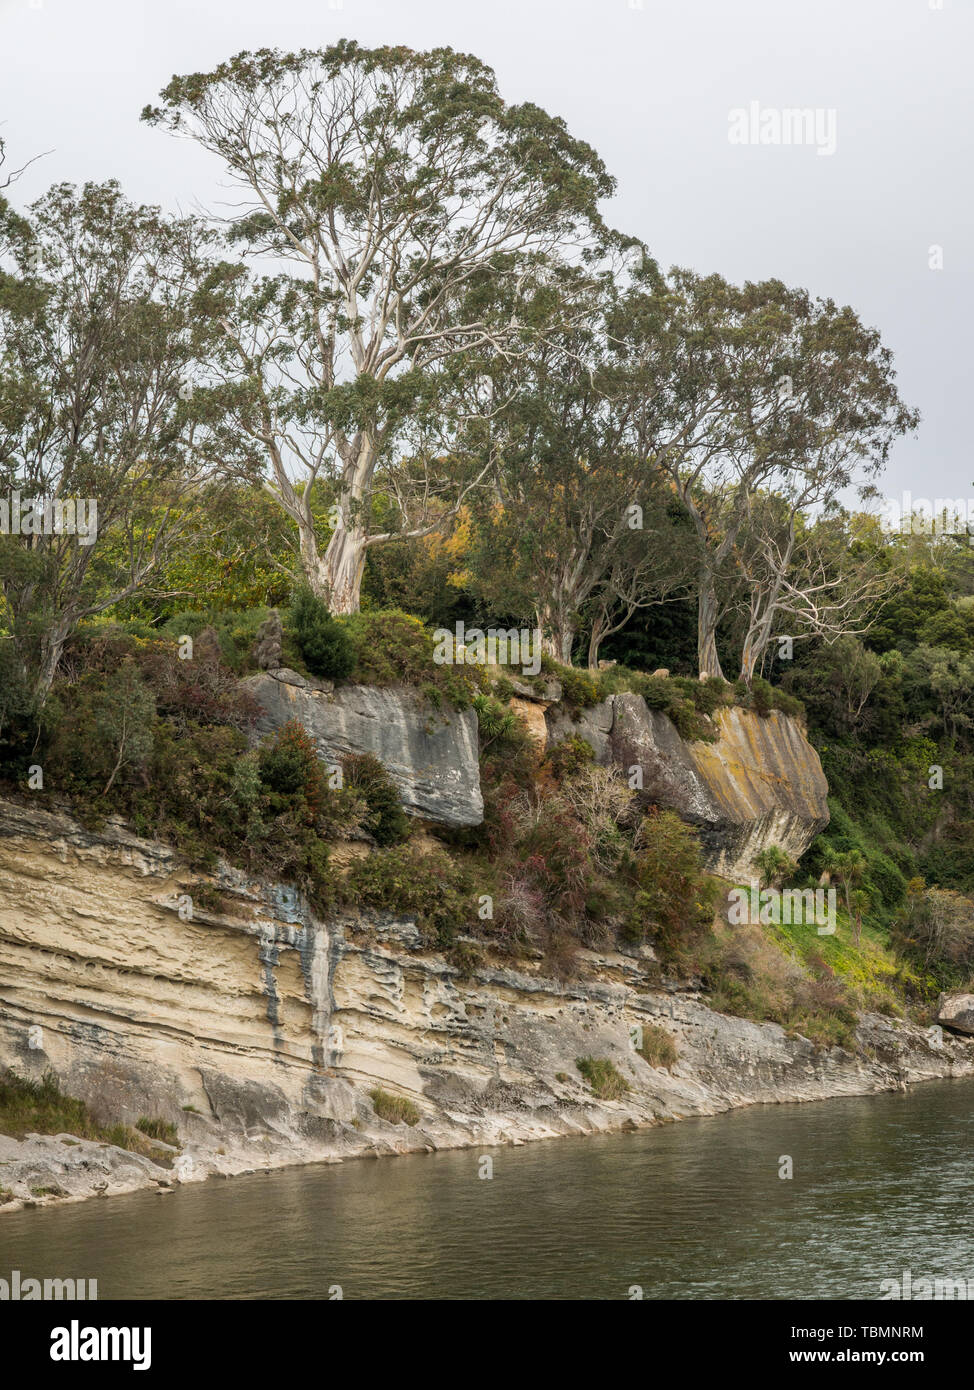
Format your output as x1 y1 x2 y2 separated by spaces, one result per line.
2 783 972 1220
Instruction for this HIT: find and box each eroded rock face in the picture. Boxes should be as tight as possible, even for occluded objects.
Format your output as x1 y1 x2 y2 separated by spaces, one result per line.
938 994 974 1035
244 673 483 827
0 795 968 1217
547 695 829 880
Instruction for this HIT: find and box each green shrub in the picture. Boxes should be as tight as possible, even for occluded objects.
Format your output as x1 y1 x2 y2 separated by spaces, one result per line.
369 1088 420 1126
639 675 675 710
343 609 480 706
542 657 604 709
575 1056 630 1100
290 587 357 680
472 694 532 753
545 734 596 781
627 810 717 961
258 720 325 822
750 676 774 717
343 843 472 948
343 752 409 846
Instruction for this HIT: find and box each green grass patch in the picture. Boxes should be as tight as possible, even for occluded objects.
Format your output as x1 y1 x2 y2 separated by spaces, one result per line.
575 1056 630 1100
369 1088 420 1127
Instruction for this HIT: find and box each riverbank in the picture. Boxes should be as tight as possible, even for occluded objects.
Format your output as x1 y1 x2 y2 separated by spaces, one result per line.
3 794 973 1218
3 991 972 1217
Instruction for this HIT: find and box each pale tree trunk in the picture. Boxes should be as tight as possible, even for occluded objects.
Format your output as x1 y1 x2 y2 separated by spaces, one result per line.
739 612 774 684
317 520 368 615
537 604 575 665
697 572 725 680
293 434 377 615
587 609 611 670
35 615 74 701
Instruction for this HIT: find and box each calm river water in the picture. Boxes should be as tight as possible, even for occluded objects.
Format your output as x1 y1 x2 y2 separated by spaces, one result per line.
3 1078 974 1300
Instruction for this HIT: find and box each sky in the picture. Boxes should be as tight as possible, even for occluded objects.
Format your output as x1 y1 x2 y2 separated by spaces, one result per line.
2 0 972 508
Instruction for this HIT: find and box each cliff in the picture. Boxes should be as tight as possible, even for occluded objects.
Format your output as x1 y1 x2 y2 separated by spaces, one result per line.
547 695 829 879
0 795 968 1213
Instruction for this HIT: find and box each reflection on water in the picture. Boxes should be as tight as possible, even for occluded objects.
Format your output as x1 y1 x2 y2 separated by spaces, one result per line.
3 1079 974 1300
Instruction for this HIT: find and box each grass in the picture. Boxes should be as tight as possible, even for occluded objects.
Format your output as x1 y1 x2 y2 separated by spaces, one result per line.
635 1024 679 1071
369 1087 421 1127
135 1116 179 1145
0 1069 179 1158
575 1056 630 1100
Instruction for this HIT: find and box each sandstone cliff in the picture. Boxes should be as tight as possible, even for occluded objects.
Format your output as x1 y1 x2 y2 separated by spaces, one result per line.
547 695 829 879
0 796 966 1214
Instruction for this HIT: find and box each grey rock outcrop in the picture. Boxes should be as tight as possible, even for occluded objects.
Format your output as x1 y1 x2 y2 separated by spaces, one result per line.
547 694 829 881
244 673 483 827
938 993 974 1035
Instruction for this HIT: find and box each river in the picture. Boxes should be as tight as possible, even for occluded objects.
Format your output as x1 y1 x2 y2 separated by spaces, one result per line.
3 1078 974 1300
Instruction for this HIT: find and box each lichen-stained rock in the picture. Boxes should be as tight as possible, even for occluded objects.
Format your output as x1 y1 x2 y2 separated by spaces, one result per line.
546 694 829 880
244 673 483 827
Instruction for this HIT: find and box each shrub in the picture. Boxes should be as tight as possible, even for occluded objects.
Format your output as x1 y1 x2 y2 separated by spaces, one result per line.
473 694 532 753
342 753 409 846
750 676 775 717
258 720 326 822
627 810 716 961
545 734 596 780
542 657 604 709
343 843 472 948
290 587 357 680
343 609 480 706
752 845 798 888
891 884 974 992
557 764 636 873
575 1056 630 1100
369 1088 420 1126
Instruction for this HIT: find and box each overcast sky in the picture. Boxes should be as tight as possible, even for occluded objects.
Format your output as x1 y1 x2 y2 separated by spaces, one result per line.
3 0 971 505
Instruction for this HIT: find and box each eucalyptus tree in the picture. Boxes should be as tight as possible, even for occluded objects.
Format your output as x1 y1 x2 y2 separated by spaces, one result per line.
630 270 918 679
0 180 233 695
142 41 614 613
733 504 903 683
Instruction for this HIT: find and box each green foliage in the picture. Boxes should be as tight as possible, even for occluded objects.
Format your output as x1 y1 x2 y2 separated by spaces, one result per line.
545 734 596 780
575 1056 630 1100
753 845 798 888
290 587 357 679
890 883 974 995
343 844 473 948
472 693 532 753
343 609 481 707
258 720 326 821
343 752 409 846
542 657 604 709
627 810 717 961
135 1116 179 1145
0 1069 173 1157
